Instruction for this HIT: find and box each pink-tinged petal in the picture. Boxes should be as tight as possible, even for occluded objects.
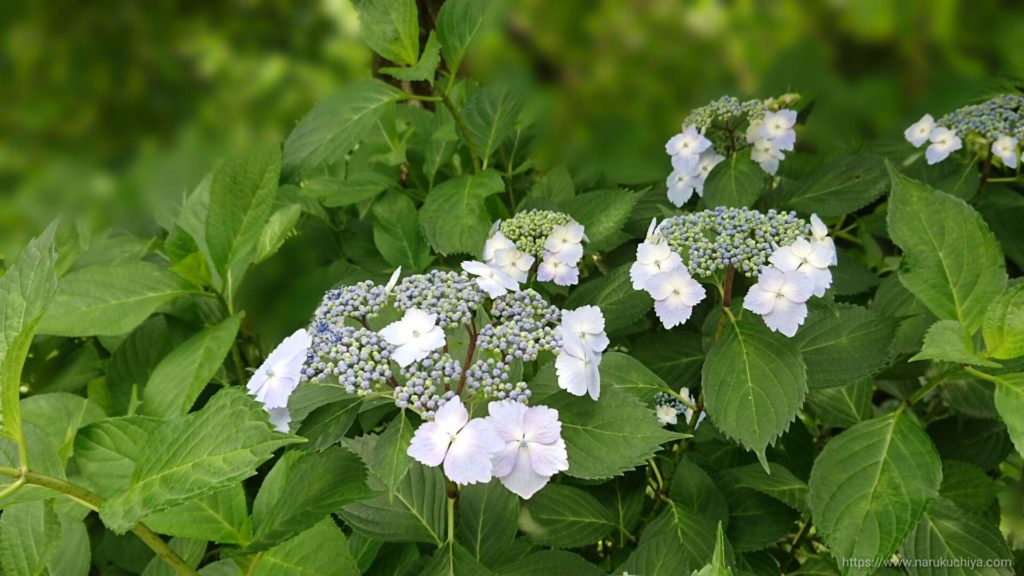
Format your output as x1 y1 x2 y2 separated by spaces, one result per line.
522 405 562 445
444 418 502 485
528 440 569 477
491 442 520 478
498 449 551 499
408 421 451 467
267 407 291 433
433 396 469 435
671 152 701 174
743 285 776 316
487 400 528 441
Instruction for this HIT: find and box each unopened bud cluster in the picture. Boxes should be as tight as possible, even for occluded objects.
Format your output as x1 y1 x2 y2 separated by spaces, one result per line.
303 323 393 394
682 95 770 134
393 270 484 329
498 210 573 258
937 95 1024 142
393 350 461 418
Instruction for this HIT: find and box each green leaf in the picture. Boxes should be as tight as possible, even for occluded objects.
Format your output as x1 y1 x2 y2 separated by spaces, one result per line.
977 185 1024 269
255 203 302 264
519 484 616 548
381 32 441 83
436 0 501 73
251 446 373 550
990 372 1024 458
344 411 414 498
142 315 242 418
598 351 673 401
0 222 59 437
808 411 942 576
419 170 505 256
563 265 653 335
910 319 1000 367
421 542 494 576
371 191 434 272
295 397 362 451
703 155 765 208
632 328 704 386
939 460 997 512
37 262 193 337
339 462 446 545
497 551 605 576
669 459 729 528
805 379 874 429
205 145 281 293
46 513 90 576
301 171 392 208
718 475 797 552
720 463 809 514
887 167 1007 332
928 416 1012 471
144 485 253 545
691 523 734 576
457 480 519 565
74 416 160 498
523 167 575 209
462 83 525 165
564 188 643 251
619 530 692 576
248 519 360 576
702 314 807 464
21 392 105 464
982 284 1024 360
645 500 721 569
529 371 680 479
281 80 406 181
100 389 299 533
901 497 1013 576
358 0 420 65
793 304 896 389
779 155 888 217
142 538 205 576
0 500 60 576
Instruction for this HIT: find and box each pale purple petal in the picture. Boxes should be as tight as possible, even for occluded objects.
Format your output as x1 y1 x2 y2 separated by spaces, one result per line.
444 418 503 485
528 440 569 477
434 396 469 436
408 421 451 467
498 448 551 499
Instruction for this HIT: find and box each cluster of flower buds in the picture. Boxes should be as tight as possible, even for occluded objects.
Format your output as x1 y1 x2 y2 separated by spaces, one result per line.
665 95 800 206
905 95 1024 167
631 210 837 337
653 388 705 427
486 210 588 287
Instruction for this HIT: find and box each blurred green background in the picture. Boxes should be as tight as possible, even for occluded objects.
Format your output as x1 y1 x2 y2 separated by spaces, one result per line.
3 0 1023 335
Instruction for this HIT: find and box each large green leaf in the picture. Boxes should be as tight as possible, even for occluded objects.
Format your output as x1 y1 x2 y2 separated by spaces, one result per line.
530 368 681 479
519 484 617 548
205 145 281 293
599 351 673 401
462 83 525 165
779 155 888 217
281 80 406 180
793 304 896 389
141 538 205 576
371 191 434 272
703 155 765 208
37 262 193 337
808 411 942 576
644 500 721 569
249 520 360 576
419 170 504 256
0 222 59 437
990 372 1024 457
142 315 242 418
497 551 605 576
46 513 90 576
144 485 253 545
100 389 299 533
21 392 105 464
338 462 446 545
618 530 692 576
436 0 501 73
805 379 874 429
358 0 420 66
702 314 807 464
251 446 373 550
900 498 1013 576
938 460 997 512
887 167 1007 332
720 462 809 514
910 320 999 367
457 480 519 565
564 188 643 251
0 500 60 576
691 524 734 576
563 265 653 335
421 542 494 576
631 328 704 386
74 416 160 499
982 284 1024 360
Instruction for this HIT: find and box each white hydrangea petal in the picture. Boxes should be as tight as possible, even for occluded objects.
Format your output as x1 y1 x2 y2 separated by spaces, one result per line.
654 297 694 329
390 344 423 368
487 400 528 441
385 267 402 293
743 284 777 316
762 298 808 337
408 421 452 467
443 418 503 485
809 214 828 240
380 320 413 347
498 448 550 499
904 114 935 148
483 231 516 261
267 407 292 433
433 396 470 435
555 340 601 399
522 405 562 445
491 442 520 478
528 439 569 477
780 270 814 303
656 404 678 426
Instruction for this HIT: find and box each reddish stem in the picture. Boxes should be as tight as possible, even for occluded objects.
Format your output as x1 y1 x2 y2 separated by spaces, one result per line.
722 266 735 309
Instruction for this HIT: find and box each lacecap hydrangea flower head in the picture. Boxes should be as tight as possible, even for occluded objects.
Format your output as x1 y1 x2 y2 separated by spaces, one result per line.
630 209 837 337
262 223 608 499
665 94 801 206
904 94 1024 167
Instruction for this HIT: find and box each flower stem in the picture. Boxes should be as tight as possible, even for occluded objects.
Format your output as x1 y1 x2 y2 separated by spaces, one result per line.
648 458 664 492
446 490 457 547
439 92 481 173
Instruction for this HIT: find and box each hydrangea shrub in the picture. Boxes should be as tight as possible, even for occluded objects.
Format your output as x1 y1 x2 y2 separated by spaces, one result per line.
1 2 1023 576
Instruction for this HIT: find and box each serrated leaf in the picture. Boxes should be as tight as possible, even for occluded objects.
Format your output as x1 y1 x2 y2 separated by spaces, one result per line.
144 485 253 545
462 83 525 165
255 203 302 264
619 530 692 576
295 397 362 451
718 475 797 552
100 389 299 533
141 538 205 576
990 372 1024 458
248 520 360 576
358 0 420 65
927 416 1012 471
691 523 734 576
522 167 575 210
982 284 1024 360
458 479 518 565
564 265 653 335
720 462 809 514
564 188 643 251
21 392 105 464
142 315 242 418
939 460 996 512
806 379 874 429
794 304 896 389
702 314 807 463
339 462 446 545
371 191 434 272
343 411 413 498
887 166 1007 332
598 351 672 401
703 155 765 208
419 170 505 256
46 512 90 576
632 328 704 386
421 542 494 576
205 145 281 293
381 32 441 83
282 80 406 181
808 411 942 576
910 320 999 367
779 155 888 217
37 262 193 337
0 500 60 576
645 500 721 569
436 0 501 73
669 459 730 528
519 484 617 548
498 551 605 575
74 416 160 498
251 446 373 550
900 497 1013 576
